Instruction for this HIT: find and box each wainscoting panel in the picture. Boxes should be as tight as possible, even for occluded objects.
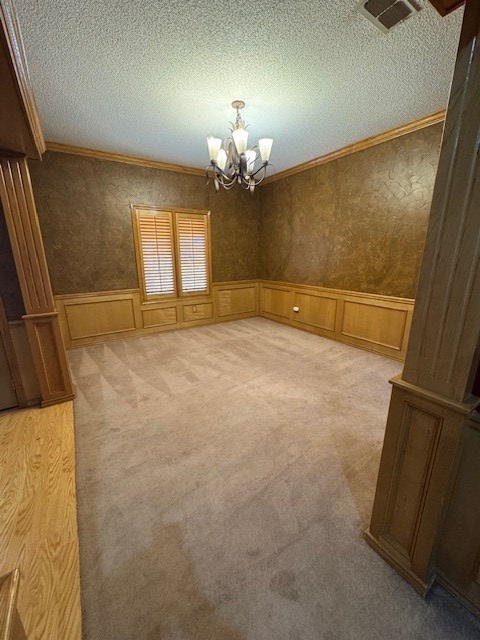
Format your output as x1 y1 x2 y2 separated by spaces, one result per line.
65 296 137 340
183 302 214 323
294 292 337 332
8 321 41 405
260 281 414 360
216 284 257 318
55 281 413 358
56 281 259 349
340 300 408 351
366 378 468 593
142 305 178 329
260 284 292 320
437 415 480 616
383 404 443 559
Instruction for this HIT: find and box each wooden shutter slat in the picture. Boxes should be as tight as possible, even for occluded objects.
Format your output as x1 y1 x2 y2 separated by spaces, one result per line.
137 211 176 297
177 214 209 295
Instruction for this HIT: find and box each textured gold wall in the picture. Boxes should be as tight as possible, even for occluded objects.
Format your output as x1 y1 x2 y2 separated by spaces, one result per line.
29 152 259 295
0 203 25 320
259 123 443 299
29 124 442 299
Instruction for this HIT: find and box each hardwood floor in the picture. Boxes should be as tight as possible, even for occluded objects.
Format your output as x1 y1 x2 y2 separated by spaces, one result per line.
0 402 81 639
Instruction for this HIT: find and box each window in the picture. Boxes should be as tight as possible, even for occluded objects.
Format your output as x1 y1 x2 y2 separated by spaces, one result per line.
132 206 211 301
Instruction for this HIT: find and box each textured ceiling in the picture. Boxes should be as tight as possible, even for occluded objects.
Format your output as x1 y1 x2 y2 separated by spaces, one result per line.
15 0 463 173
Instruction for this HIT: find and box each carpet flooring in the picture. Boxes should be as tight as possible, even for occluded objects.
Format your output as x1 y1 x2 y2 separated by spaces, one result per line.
70 318 480 640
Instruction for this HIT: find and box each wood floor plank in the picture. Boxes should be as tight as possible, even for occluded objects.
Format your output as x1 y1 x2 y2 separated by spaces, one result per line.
0 402 82 639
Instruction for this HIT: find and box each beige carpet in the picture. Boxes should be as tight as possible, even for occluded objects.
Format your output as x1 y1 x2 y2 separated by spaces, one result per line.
70 318 480 640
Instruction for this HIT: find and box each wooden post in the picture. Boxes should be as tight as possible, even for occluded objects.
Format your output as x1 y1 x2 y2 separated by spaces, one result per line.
0 156 74 406
366 0 480 594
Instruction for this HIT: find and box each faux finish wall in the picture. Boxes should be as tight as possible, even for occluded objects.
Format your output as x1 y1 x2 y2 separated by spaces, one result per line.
29 152 259 295
0 203 25 320
259 123 443 299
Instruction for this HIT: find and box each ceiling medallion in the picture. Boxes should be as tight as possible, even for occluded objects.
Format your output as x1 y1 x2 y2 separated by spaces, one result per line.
206 101 273 194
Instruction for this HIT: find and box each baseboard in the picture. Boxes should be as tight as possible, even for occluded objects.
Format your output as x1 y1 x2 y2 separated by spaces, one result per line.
364 529 434 596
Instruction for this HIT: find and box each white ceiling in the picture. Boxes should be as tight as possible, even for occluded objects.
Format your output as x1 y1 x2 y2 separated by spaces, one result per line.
15 0 463 173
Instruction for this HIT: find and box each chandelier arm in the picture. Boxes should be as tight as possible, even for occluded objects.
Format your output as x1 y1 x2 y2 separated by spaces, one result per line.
215 170 238 189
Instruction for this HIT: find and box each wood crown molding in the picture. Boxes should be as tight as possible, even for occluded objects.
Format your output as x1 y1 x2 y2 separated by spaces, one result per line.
427 0 464 16
46 110 445 184
45 142 205 177
262 109 446 185
0 0 45 157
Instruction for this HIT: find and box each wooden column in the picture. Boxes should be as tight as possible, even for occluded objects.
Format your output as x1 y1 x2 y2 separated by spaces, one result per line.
0 156 74 406
366 0 480 595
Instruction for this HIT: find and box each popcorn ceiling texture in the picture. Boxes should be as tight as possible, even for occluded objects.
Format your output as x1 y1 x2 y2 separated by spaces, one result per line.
16 0 462 173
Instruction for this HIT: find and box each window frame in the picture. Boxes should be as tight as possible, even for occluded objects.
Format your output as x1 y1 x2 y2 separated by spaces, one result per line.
132 204 212 304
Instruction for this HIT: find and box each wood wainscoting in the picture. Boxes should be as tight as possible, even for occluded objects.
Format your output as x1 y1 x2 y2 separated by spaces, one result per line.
55 280 414 361
55 281 259 349
259 281 414 361
8 321 41 405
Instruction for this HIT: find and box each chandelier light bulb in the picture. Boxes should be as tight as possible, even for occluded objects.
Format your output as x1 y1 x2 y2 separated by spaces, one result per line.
259 138 273 164
216 148 227 171
245 149 257 175
207 137 222 163
232 127 249 154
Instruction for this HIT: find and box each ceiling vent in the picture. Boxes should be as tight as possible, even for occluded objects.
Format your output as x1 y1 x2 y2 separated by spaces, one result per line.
357 0 420 33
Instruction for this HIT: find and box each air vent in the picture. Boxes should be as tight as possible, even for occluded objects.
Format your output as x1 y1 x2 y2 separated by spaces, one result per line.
357 0 420 33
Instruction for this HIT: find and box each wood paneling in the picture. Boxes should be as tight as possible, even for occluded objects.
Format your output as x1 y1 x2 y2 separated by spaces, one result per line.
183 302 213 323
260 282 414 360
294 292 337 332
24 314 73 406
55 281 414 359
366 379 471 593
55 281 259 348
437 415 480 616
0 295 22 408
384 405 443 558
428 0 464 16
402 0 480 403
340 301 408 351
0 159 53 313
0 156 74 406
8 321 40 405
142 305 178 328
65 296 136 340
0 0 45 158
216 285 257 317
0 402 82 639
262 110 445 185
260 285 291 320
367 1 480 607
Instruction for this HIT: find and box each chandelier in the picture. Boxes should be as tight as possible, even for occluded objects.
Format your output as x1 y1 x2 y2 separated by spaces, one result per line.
206 100 273 193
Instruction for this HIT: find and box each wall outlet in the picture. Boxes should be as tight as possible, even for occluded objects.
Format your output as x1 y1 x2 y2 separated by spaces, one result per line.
293 306 300 312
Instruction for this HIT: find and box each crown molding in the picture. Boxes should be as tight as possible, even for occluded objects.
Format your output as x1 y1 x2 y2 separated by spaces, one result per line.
45 142 205 177
262 109 446 186
46 109 446 183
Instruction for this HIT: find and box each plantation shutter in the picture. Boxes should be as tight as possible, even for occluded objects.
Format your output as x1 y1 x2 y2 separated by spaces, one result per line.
176 213 209 295
137 210 176 297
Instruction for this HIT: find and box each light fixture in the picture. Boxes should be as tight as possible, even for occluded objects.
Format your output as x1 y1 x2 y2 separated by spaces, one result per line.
206 100 273 194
